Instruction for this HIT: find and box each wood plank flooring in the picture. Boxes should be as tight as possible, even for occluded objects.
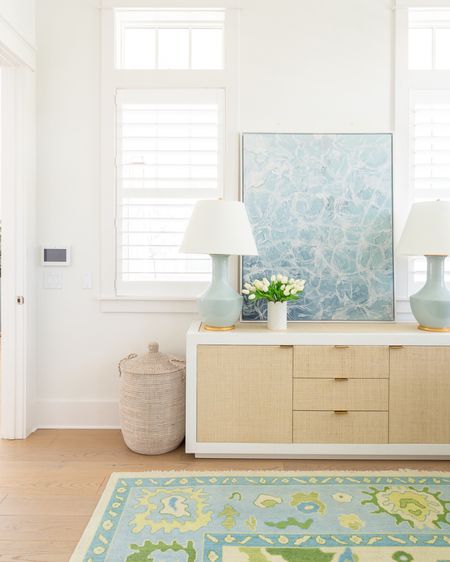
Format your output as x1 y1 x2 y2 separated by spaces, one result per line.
0 429 449 561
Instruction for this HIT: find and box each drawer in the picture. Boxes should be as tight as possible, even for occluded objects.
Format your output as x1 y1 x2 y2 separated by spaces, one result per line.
293 411 389 443
293 378 388 411
294 346 389 379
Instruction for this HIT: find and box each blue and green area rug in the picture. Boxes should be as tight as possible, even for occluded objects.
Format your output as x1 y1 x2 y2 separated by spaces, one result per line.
70 470 450 561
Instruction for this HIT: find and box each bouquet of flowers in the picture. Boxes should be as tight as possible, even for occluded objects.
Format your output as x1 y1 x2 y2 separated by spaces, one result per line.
242 274 306 302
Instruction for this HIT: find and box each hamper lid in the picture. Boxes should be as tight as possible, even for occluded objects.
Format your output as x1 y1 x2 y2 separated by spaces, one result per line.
120 342 184 375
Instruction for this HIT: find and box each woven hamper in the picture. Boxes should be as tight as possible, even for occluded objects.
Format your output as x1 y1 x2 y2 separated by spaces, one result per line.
118 342 185 455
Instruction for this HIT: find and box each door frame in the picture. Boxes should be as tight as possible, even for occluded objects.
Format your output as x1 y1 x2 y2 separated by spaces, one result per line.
0 30 36 439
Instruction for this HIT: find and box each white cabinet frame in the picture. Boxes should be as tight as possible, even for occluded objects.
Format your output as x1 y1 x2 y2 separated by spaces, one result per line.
186 320 450 459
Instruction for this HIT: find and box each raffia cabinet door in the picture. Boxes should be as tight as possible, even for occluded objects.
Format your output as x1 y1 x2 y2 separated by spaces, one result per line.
390 346 450 444
197 345 293 443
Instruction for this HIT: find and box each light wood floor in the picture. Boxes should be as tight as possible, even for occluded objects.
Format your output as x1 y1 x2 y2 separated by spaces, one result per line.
0 430 449 561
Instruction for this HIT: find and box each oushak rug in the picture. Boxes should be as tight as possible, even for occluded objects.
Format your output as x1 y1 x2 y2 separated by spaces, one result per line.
70 470 450 562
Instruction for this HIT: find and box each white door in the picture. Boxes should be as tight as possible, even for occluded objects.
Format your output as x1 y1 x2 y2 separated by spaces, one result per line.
0 42 36 439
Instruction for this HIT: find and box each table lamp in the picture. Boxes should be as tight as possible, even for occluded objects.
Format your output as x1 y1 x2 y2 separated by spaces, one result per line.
180 199 258 331
397 200 450 331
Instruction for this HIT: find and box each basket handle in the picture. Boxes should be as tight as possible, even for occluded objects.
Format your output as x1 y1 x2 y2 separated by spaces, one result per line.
168 355 185 366
118 353 138 377
168 356 186 382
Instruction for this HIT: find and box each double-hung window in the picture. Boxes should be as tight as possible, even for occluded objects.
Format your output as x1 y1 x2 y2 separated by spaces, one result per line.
396 3 450 302
101 4 237 304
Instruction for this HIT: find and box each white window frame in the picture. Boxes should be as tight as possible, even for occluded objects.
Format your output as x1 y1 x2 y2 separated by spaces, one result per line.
114 8 226 70
395 0 450 320
99 0 239 312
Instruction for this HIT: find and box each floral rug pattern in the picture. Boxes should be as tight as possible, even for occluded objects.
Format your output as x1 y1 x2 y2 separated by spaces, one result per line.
70 471 450 562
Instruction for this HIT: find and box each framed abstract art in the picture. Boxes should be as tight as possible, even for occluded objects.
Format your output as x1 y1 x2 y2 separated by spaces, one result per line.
241 133 394 322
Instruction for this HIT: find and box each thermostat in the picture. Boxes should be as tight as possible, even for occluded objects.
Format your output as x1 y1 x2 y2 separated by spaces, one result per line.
41 246 71 266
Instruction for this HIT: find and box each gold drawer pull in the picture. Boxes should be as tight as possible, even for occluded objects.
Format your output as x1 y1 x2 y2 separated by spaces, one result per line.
334 410 348 414
279 345 293 348
334 345 349 349
390 345 404 350
334 377 348 381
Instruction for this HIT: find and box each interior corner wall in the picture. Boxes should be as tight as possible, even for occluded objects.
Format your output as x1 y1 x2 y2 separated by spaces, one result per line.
0 0 36 48
35 0 393 428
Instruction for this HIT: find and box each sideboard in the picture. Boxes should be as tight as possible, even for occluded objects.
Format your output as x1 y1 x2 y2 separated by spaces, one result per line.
185 320 450 458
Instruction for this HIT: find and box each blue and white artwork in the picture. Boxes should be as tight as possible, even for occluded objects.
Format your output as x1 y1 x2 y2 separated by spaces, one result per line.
241 133 394 321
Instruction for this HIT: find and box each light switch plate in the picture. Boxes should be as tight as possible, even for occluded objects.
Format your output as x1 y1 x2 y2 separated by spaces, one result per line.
82 272 93 289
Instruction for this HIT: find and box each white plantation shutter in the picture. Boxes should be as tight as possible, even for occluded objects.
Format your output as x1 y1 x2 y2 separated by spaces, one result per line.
115 89 224 296
409 90 450 292
412 93 450 193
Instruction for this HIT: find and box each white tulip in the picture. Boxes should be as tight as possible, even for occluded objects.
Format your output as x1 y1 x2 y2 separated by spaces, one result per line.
280 284 285 291
262 278 269 285
271 274 276 282
289 278 295 284
277 274 283 281
283 289 290 296
248 293 256 300
244 282 252 290
242 289 250 294
249 285 256 292
290 289 297 295
282 276 288 284
261 285 269 292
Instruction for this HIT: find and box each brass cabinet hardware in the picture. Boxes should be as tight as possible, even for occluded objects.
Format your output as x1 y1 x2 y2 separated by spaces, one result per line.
334 410 348 414
279 345 294 348
334 377 349 381
389 345 404 350
334 345 349 349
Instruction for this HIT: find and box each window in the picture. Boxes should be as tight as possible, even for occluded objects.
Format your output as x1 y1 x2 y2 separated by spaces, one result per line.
409 91 450 288
100 5 238 304
116 88 223 292
409 8 450 70
396 5 450 299
115 9 225 69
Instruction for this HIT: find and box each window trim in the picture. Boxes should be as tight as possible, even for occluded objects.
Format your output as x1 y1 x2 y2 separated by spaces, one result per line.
99 1 239 311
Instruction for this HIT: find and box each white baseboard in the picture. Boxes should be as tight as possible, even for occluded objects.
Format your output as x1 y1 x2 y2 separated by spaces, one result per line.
35 400 120 429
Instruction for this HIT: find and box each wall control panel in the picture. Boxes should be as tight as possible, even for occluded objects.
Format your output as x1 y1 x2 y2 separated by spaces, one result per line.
41 247 71 266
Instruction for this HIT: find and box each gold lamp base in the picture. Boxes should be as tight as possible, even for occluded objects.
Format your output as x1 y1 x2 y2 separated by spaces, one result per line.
418 324 450 332
203 324 235 331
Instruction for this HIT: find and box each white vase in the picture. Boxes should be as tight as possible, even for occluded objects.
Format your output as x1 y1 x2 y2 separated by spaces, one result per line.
267 301 287 331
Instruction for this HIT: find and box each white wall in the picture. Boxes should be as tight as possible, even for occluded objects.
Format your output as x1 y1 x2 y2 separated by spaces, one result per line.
35 0 394 427
239 0 392 132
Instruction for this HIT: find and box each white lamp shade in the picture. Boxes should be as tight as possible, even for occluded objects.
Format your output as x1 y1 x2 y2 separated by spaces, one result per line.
397 200 450 256
180 200 258 255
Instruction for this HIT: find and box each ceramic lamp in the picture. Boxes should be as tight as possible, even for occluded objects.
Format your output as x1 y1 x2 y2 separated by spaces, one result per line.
180 200 258 330
398 200 450 331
